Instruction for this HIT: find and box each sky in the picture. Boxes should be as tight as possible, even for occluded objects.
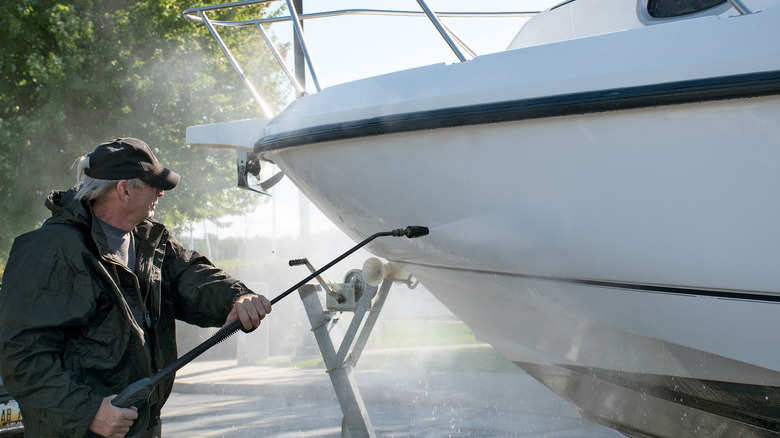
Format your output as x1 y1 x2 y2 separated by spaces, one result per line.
190 0 557 242
271 0 553 88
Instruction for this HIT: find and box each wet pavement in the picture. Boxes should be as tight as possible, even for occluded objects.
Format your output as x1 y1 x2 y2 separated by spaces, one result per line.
163 360 623 437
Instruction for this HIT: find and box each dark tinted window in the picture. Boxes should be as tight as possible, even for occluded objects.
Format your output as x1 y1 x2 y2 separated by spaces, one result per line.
647 0 728 17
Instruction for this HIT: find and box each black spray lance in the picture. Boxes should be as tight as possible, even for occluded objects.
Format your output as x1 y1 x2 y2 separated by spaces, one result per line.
112 226 429 414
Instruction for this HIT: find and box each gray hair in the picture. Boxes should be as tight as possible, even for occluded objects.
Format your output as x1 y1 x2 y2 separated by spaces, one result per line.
72 154 147 204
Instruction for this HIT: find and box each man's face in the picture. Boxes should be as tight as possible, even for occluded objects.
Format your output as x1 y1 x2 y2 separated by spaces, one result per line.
128 183 164 224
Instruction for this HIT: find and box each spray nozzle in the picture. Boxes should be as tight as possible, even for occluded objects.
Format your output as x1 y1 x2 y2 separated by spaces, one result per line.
393 226 430 238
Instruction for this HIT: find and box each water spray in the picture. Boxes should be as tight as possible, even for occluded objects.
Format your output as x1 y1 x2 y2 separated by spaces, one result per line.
112 226 429 428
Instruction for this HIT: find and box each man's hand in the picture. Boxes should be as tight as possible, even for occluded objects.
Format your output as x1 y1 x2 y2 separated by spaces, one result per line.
89 395 138 438
225 293 272 332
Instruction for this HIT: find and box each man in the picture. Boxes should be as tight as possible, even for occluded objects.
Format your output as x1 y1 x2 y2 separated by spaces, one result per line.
0 138 271 437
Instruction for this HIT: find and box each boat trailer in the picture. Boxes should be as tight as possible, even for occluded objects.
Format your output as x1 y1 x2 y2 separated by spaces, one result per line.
290 256 418 438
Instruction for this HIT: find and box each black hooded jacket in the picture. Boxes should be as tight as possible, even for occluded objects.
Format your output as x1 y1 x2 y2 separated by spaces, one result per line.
0 189 251 437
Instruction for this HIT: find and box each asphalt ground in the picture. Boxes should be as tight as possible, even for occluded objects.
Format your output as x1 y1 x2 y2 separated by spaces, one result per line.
162 360 623 437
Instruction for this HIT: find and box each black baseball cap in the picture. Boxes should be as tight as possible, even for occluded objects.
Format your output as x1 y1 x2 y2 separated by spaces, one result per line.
85 138 180 190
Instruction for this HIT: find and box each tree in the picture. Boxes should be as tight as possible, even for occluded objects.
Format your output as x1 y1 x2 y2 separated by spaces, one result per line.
0 0 290 262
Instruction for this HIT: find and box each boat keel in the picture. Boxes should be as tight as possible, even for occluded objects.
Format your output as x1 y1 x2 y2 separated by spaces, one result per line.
516 362 780 437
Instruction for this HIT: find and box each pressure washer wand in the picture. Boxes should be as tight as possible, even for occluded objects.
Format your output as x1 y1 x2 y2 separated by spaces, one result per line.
112 226 429 409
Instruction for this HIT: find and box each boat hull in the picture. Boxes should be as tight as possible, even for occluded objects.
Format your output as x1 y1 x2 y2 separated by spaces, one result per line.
260 96 780 434
264 94 780 373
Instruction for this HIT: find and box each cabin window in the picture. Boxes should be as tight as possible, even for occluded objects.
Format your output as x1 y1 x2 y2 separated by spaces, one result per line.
646 0 728 17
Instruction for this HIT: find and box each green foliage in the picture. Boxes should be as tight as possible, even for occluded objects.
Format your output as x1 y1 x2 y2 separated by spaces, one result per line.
367 320 481 348
252 320 519 373
0 0 290 260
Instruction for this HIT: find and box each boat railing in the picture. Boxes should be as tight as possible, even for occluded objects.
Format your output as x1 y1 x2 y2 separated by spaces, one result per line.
182 0 539 117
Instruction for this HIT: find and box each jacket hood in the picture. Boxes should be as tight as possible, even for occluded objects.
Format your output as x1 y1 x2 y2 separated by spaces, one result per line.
44 189 93 229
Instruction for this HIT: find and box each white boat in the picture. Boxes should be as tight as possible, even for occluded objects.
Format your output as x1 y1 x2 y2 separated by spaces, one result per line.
184 0 780 436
